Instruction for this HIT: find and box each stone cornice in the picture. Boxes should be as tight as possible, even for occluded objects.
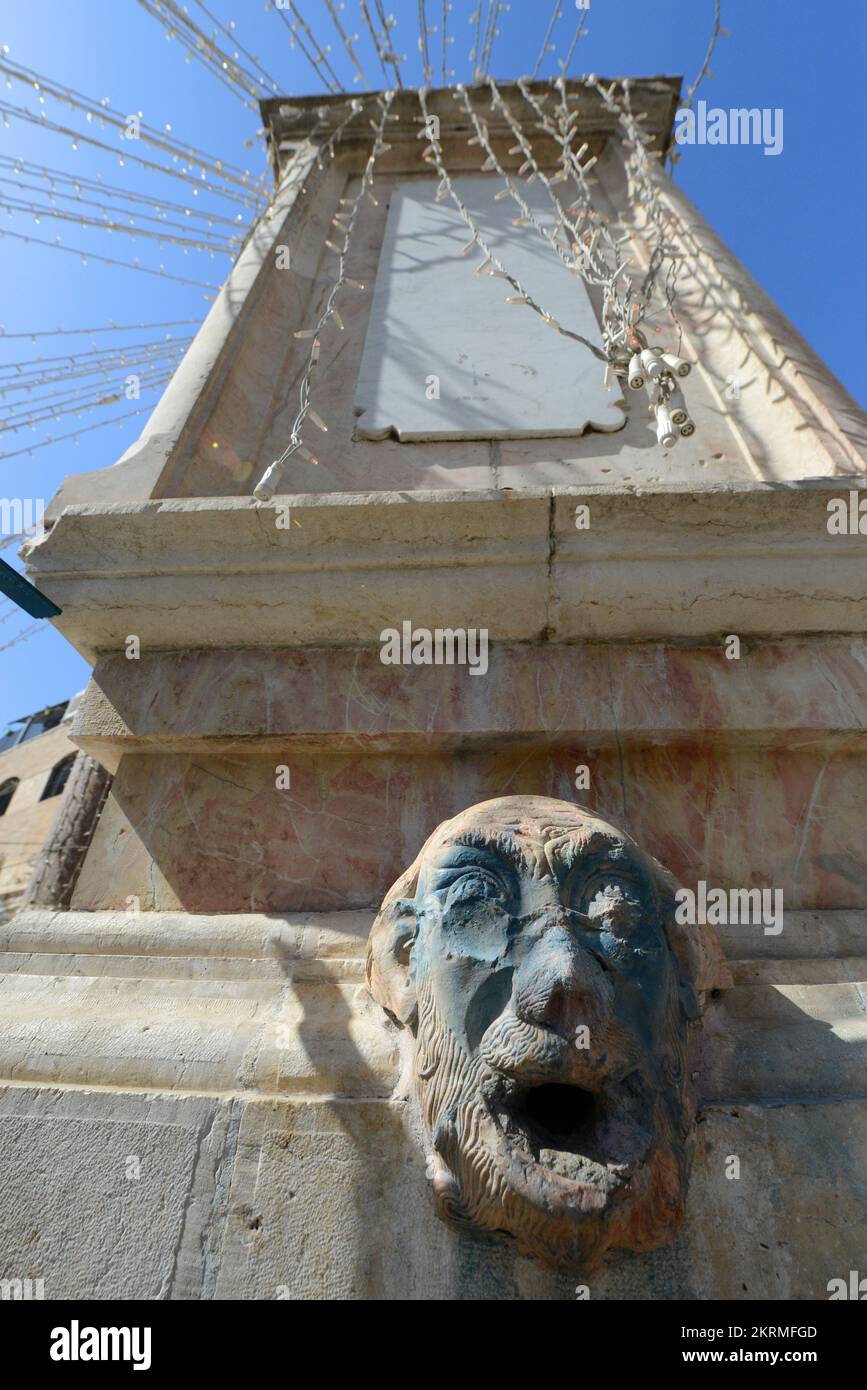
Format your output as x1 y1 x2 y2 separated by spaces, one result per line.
24 481 867 662
260 77 682 180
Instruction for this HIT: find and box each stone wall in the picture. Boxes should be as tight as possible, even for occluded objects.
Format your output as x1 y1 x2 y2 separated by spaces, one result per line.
1 905 863 1299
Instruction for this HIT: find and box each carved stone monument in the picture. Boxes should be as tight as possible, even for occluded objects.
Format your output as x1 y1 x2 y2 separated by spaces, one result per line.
3 78 865 1301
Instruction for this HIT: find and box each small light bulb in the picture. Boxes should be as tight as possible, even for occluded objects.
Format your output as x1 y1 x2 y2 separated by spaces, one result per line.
640 348 663 380
662 352 691 378
655 404 677 448
665 385 688 425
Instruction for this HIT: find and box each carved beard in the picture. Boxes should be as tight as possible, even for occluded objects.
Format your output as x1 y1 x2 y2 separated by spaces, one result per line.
413 976 694 1271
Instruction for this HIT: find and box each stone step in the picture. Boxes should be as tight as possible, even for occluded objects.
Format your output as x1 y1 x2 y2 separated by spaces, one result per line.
1 908 370 962
702 960 867 1104
0 910 864 1105
0 970 396 1099
0 968 862 1104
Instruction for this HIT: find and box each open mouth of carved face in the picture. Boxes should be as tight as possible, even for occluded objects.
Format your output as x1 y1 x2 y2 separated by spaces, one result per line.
486 1076 649 1186
524 1082 598 1142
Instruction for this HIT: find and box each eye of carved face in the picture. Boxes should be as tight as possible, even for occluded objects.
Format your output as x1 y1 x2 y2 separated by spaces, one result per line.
579 874 644 929
442 866 509 913
427 851 516 962
367 797 727 1272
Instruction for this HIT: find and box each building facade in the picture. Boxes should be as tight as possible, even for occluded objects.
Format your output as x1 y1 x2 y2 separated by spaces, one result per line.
0 701 78 922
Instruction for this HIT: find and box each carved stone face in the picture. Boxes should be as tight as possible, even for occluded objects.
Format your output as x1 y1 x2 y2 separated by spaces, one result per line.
367 796 729 1271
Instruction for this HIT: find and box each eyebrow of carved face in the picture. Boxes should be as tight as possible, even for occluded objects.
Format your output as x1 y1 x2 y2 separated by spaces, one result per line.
545 831 644 882
421 835 526 894
417 822 657 919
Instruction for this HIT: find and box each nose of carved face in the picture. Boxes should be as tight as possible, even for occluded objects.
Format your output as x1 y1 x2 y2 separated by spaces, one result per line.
513 922 613 1044
477 922 619 1094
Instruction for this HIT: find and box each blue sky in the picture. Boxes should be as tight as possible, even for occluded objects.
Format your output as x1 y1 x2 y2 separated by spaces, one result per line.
0 0 864 733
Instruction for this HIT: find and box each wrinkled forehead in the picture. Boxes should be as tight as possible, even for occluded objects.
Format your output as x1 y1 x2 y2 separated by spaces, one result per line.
417 800 639 886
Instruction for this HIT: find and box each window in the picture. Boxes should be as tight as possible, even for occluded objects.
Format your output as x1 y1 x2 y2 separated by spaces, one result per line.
19 702 69 745
40 754 75 801
0 702 69 752
0 778 19 816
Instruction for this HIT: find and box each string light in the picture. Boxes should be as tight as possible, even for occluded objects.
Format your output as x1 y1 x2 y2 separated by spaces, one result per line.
531 1 563 80
418 85 607 362
134 0 263 108
309 97 368 171
0 55 266 195
453 77 699 442
418 1 434 89
0 179 242 246
584 77 683 329
359 2 405 90
467 4 481 71
1 365 176 432
476 0 506 81
557 9 589 75
322 0 371 88
0 157 250 232
0 370 181 410
481 80 626 294
0 98 264 211
0 340 188 379
253 89 396 500
0 622 47 654
441 1 453 85
374 0 406 87
271 0 344 95
0 338 192 391
360 1 393 86
677 2 724 137
0 227 222 291
0 320 201 340
0 401 161 462
188 0 282 93
459 83 616 353
1 194 239 257
0 351 190 403
515 83 673 348
666 1 728 168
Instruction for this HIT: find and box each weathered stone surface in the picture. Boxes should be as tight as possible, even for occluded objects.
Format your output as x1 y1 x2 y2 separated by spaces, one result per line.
10 75 865 1302
70 637 867 755
68 742 867 913
3 1087 859 1301
212 1097 867 1300
0 1087 238 1300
